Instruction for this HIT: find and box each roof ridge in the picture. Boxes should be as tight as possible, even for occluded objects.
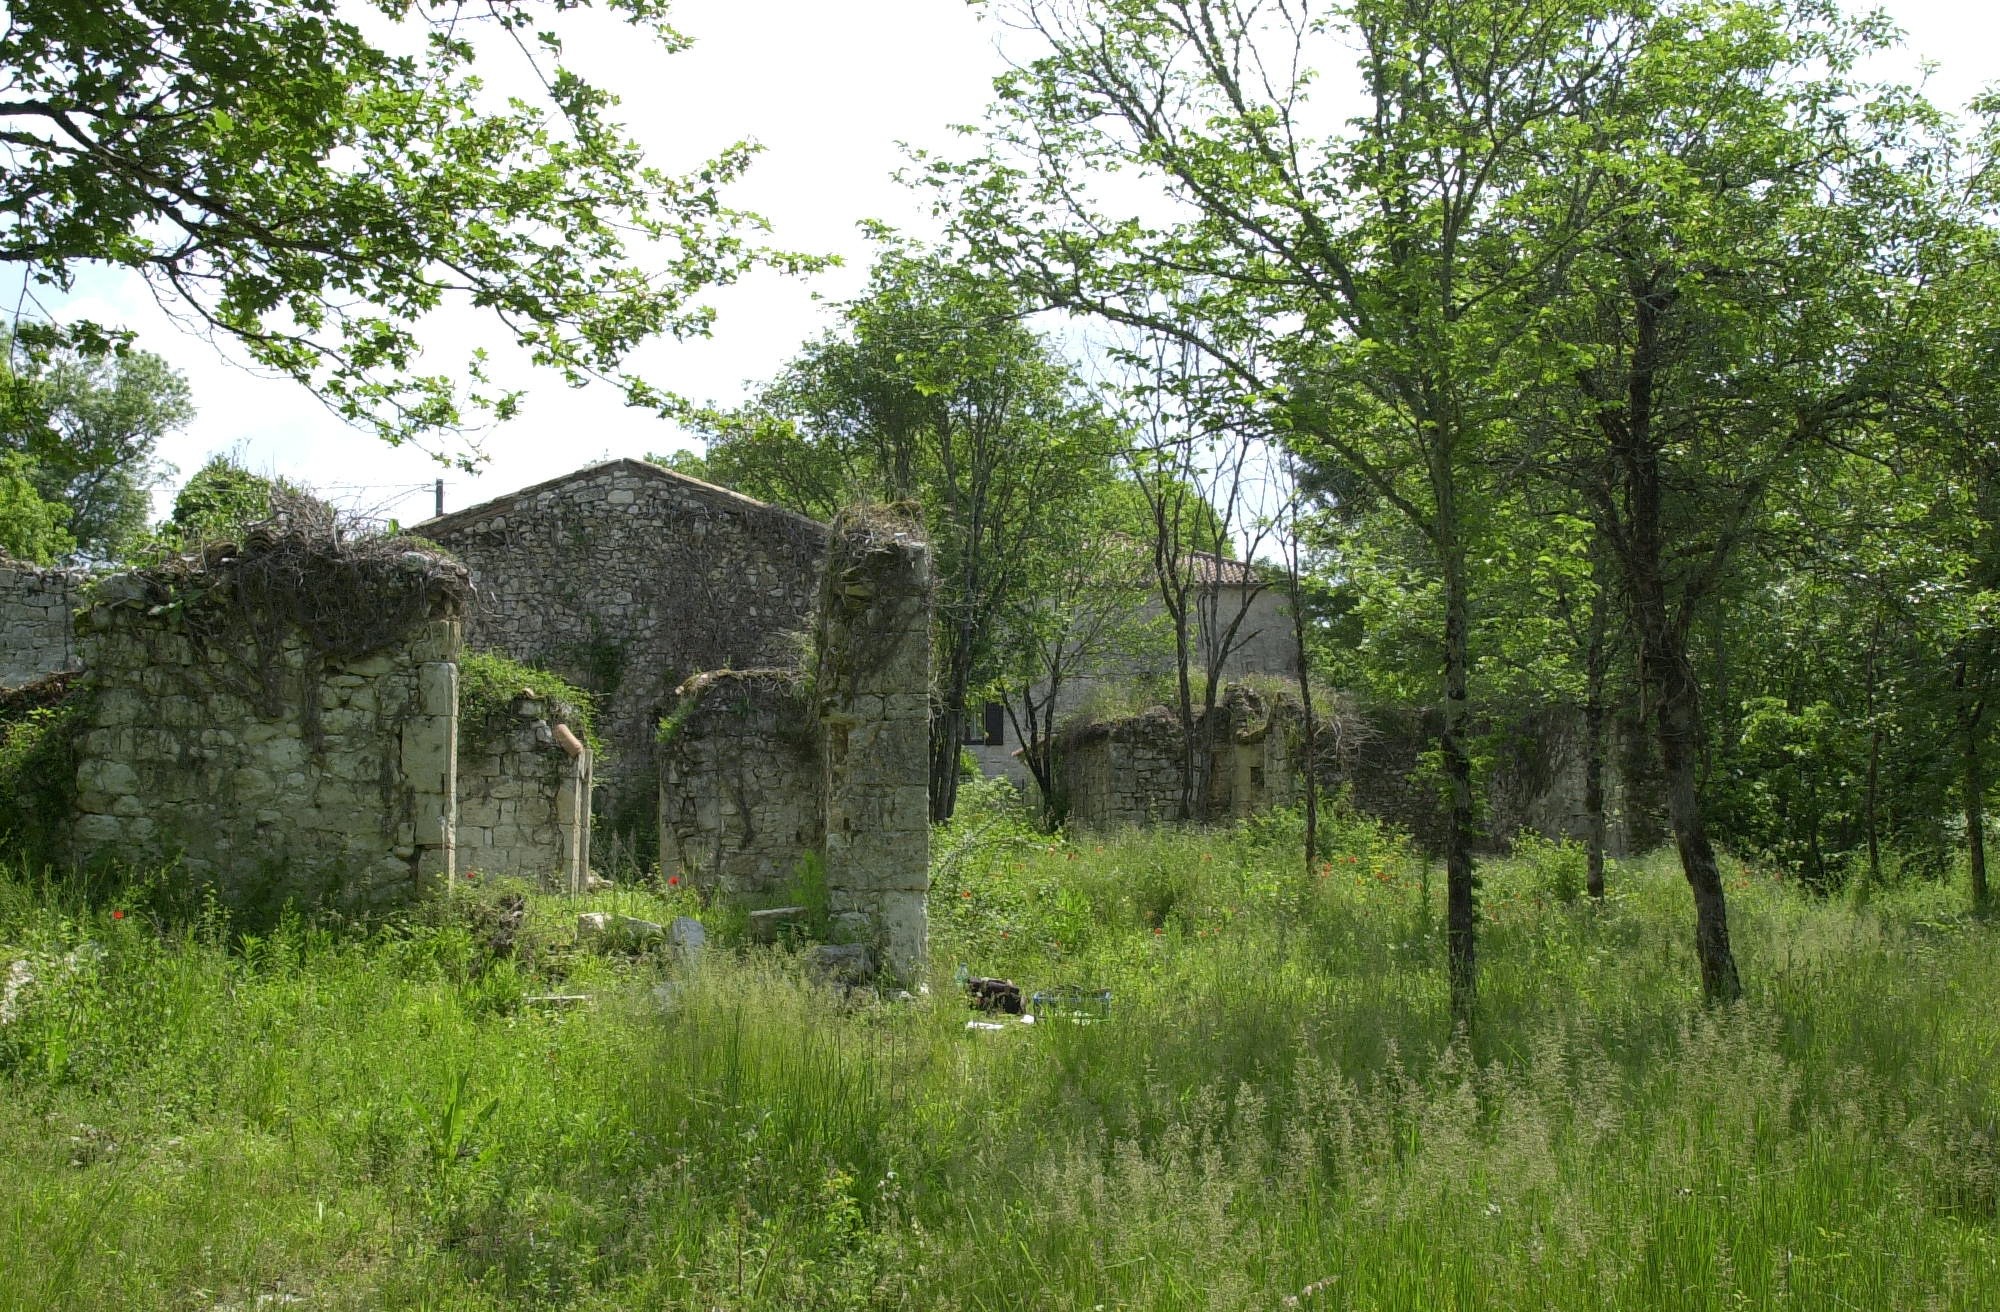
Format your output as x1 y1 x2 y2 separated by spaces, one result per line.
413 457 827 533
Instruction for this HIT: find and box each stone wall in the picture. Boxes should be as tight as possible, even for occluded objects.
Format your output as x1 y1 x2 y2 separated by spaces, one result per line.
814 510 933 979
1330 705 1666 855
418 459 827 850
0 558 85 688
69 554 467 910
1058 684 1298 829
456 691 593 890
657 670 820 897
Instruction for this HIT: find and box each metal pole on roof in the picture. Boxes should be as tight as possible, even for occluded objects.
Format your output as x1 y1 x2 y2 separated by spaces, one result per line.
435 478 444 518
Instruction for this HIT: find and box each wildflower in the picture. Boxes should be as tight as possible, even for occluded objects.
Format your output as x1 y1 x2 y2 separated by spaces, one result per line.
668 875 680 887
111 909 125 921
0 959 30 1026
1153 927 1163 936
961 889 973 898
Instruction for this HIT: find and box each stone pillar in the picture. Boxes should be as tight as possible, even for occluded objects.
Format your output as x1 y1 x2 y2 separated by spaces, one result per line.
813 510 931 982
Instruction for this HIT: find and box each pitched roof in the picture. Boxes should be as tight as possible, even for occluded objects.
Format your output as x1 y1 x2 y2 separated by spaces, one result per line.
413 457 825 536
1187 551 1263 588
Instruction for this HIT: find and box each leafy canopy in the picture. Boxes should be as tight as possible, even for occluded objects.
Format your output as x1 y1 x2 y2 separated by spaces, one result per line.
0 0 826 454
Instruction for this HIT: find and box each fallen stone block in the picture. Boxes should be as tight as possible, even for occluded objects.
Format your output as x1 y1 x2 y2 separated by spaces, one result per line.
576 912 666 948
746 905 811 944
808 942 874 986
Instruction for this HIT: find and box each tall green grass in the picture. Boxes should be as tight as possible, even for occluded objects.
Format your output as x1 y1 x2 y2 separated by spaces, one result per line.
2 802 1996 1310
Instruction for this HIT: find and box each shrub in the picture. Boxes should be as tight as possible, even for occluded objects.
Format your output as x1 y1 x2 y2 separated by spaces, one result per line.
457 649 601 757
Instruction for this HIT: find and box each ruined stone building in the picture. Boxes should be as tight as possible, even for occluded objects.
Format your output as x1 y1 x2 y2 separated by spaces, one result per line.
415 459 828 851
0 481 935 974
967 549 1299 781
0 559 85 688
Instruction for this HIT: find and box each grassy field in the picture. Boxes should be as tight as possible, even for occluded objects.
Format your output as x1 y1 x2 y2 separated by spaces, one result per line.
3 790 1998 1310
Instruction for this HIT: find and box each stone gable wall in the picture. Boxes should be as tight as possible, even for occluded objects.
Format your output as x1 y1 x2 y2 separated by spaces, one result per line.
457 693 592 890
0 559 85 687
71 575 462 909
657 670 820 897
420 461 827 849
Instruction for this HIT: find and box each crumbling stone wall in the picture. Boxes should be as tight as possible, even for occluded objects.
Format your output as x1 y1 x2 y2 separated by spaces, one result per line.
0 558 85 687
69 551 466 909
657 670 820 897
1060 707 1189 829
654 511 934 979
457 692 593 890
418 459 827 849
814 511 932 978
1059 684 1297 829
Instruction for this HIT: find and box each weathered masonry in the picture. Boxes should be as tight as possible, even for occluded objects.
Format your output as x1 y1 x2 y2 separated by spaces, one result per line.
659 511 934 980
69 537 470 908
1058 683 1302 829
0 557 85 688
456 688 594 892
418 459 827 850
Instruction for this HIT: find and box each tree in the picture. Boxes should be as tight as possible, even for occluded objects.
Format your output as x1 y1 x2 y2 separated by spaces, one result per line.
989 493 1161 826
1517 0 1939 995
1 331 192 560
1120 344 1283 824
687 245 1122 819
934 0 1630 1018
1 0 822 449
164 454 297 547
0 452 70 564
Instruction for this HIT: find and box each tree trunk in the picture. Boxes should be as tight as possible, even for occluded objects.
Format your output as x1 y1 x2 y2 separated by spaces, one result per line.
928 631 978 823
1441 553 1478 1023
1648 642 1742 1001
1610 278 1740 1003
1965 719 1989 913
928 709 963 824
1289 563 1320 878
1863 605 1884 887
1583 593 1609 901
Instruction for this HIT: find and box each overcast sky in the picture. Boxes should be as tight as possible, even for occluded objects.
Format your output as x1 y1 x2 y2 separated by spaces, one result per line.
35 0 2000 528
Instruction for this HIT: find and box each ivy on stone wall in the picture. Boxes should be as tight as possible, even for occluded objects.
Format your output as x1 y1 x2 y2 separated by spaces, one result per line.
0 673 86 868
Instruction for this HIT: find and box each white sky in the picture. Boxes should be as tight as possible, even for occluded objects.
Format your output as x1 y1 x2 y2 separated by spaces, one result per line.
31 0 2000 528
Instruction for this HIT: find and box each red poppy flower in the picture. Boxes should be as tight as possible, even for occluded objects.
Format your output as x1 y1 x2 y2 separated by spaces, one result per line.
112 909 124 921
667 875 680 887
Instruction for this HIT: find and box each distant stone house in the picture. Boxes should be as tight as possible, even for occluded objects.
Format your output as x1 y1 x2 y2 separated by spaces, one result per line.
417 459 828 853
967 549 1300 783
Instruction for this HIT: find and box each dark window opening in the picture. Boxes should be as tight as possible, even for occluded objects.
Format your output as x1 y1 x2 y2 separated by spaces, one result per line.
962 701 1006 747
